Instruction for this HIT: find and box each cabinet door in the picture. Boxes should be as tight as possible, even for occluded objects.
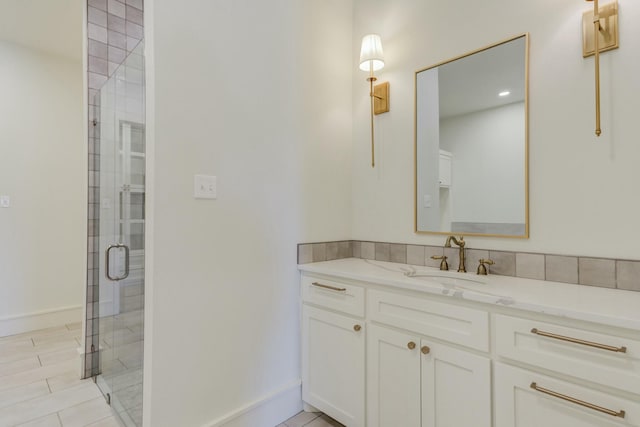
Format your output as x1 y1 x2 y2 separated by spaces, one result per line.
367 324 421 427
495 362 640 427
302 305 365 427
421 341 491 427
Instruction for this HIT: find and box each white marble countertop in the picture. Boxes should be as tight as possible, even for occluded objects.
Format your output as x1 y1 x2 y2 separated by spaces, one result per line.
298 258 640 331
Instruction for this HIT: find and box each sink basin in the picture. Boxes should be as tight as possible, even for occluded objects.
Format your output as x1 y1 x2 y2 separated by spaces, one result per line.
404 270 487 286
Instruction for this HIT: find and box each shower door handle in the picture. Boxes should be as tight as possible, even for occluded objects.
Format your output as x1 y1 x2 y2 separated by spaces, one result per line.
105 244 130 281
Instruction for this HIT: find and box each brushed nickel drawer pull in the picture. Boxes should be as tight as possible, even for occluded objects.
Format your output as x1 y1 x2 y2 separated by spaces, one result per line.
530 382 626 418
311 282 347 292
530 328 627 353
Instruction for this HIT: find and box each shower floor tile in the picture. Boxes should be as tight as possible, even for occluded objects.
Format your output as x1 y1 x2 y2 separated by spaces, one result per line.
0 322 116 427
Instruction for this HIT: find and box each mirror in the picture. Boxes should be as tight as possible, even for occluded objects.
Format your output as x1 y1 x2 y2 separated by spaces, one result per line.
415 34 529 238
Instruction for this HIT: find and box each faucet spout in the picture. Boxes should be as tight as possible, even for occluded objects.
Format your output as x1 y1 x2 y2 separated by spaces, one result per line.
444 236 466 272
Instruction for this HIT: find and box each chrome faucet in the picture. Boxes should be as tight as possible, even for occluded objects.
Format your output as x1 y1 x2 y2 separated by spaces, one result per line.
445 236 466 273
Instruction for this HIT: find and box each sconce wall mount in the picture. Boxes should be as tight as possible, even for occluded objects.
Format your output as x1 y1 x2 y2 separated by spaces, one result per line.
582 0 618 58
582 0 619 137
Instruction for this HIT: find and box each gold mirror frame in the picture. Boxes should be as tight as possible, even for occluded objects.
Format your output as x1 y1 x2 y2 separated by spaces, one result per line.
414 33 530 239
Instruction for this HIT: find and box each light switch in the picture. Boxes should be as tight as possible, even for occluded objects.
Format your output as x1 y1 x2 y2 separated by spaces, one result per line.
194 175 217 199
423 194 432 208
0 195 10 208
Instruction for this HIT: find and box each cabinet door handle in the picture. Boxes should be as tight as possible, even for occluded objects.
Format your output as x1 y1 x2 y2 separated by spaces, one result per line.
530 328 627 353
407 341 416 350
421 346 430 355
530 382 626 418
311 282 347 292
353 325 362 332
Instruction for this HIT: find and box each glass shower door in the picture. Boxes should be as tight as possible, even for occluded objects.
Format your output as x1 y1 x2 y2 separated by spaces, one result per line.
96 40 146 427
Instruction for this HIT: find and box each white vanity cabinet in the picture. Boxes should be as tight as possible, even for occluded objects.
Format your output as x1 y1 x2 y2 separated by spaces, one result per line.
367 324 491 427
301 277 366 427
299 260 640 427
366 289 491 427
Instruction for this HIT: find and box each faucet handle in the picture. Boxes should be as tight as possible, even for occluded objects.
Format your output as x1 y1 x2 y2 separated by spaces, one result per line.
477 259 495 275
431 255 449 271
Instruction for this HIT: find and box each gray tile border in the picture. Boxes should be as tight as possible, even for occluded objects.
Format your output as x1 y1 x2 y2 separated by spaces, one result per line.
617 261 640 291
516 253 545 280
375 243 390 262
578 258 616 288
389 244 407 264
337 241 352 259
361 242 375 260
295 241 640 292
352 241 361 258
326 242 338 261
546 255 579 284
406 245 425 266
312 243 326 262
488 251 516 276
298 244 312 264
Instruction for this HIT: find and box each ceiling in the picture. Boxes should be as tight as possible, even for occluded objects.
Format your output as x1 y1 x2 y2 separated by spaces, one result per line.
0 0 84 61
437 36 526 119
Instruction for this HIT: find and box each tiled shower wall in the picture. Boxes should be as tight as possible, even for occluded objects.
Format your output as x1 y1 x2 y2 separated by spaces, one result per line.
298 241 640 292
85 0 144 379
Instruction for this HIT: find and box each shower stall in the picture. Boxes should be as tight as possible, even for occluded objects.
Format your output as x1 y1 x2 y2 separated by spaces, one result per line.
93 40 146 427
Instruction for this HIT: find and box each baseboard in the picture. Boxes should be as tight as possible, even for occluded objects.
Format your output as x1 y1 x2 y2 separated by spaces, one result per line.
0 305 83 337
202 380 303 427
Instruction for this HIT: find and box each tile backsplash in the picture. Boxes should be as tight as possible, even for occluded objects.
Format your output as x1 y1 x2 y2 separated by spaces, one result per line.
297 240 640 292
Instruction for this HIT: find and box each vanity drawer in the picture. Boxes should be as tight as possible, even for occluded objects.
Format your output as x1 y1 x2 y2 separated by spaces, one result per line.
367 289 489 351
495 314 640 394
302 276 365 317
495 362 640 427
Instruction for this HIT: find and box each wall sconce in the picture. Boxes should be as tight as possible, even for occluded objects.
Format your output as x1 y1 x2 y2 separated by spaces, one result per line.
359 34 390 168
582 0 618 137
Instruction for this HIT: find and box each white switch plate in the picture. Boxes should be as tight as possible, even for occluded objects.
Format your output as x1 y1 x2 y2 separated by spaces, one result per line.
423 194 432 208
0 195 10 208
194 175 217 199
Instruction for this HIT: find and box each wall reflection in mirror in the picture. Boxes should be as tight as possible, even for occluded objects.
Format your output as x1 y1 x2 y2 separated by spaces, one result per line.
415 34 529 238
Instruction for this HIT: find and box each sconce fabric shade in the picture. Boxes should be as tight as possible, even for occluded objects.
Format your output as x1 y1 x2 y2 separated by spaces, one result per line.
359 34 385 72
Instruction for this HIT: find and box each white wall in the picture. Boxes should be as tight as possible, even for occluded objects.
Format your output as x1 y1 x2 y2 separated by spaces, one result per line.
145 1 353 426
0 42 85 335
352 0 640 259
440 102 525 225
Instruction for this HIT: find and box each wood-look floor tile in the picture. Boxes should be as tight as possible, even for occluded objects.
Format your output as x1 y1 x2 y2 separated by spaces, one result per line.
84 416 122 427
283 411 321 427
46 370 86 393
14 413 61 427
38 347 80 367
0 338 78 364
0 382 100 427
0 357 40 377
0 359 77 392
0 326 68 344
66 322 83 331
58 397 113 427
0 380 50 410
32 330 81 347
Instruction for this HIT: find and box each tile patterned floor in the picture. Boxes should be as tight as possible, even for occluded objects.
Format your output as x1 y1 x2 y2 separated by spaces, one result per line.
0 322 119 427
278 411 345 427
